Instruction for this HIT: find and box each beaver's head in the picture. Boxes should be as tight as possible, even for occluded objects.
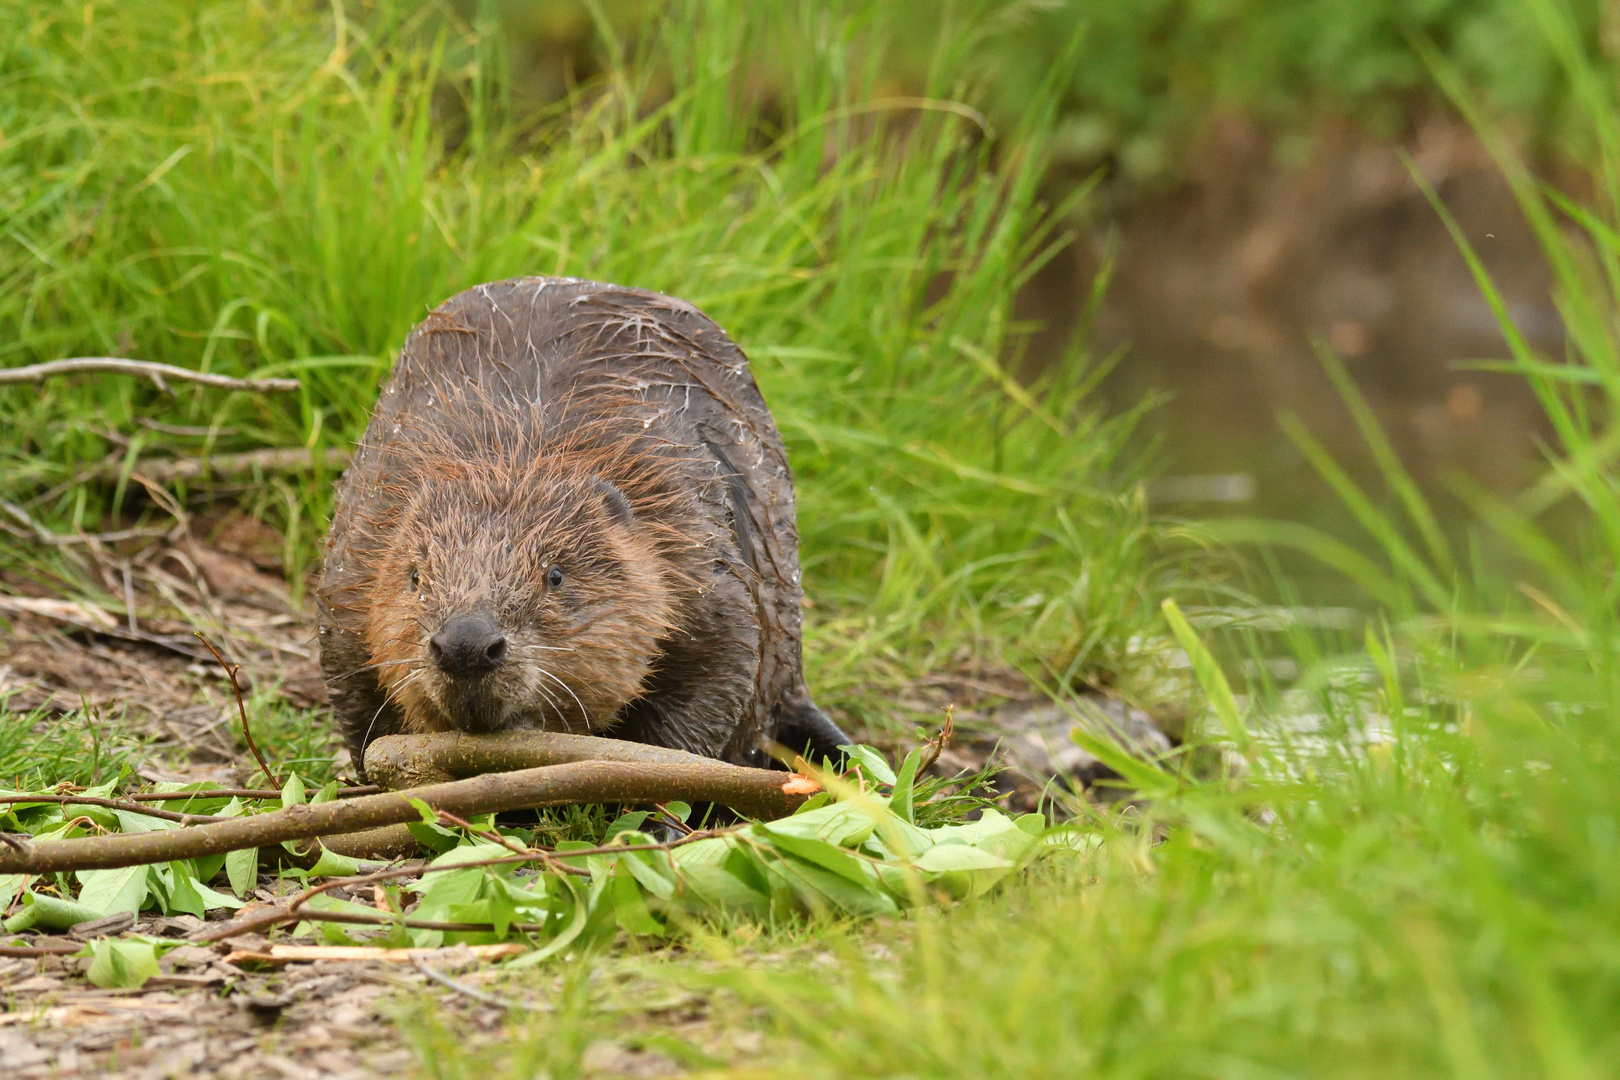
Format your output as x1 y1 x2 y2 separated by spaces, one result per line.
361 460 682 736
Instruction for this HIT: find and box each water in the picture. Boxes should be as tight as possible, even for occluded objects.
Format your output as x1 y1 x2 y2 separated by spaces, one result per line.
1035 120 1564 599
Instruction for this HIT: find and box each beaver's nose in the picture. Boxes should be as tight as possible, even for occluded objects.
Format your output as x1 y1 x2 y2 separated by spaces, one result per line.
430 613 508 677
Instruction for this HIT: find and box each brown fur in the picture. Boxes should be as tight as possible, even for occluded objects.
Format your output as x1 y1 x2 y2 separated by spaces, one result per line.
317 277 847 775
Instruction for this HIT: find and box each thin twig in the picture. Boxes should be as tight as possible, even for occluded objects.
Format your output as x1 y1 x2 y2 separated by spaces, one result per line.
917 704 957 775
435 809 534 855
0 358 300 393
195 633 279 790
652 803 695 835
124 786 381 802
1 941 84 957
414 956 534 1011
0 794 229 826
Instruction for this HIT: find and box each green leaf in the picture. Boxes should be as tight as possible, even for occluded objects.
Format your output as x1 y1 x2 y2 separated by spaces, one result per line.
191 879 246 910
192 853 226 882
926 809 1043 864
506 873 591 967
86 939 159 989
408 821 461 853
164 860 206 917
618 849 677 901
281 772 306 808
310 781 340 805
605 811 652 840
758 799 881 848
111 808 180 834
5 892 106 932
759 852 899 917
661 801 692 824
671 842 771 918
791 791 833 814
1069 724 1177 796
911 844 1017 899
0 873 23 909
912 844 1014 873
756 827 875 888
407 797 438 824
838 744 896 785
890 748 923 824
294 846 365 878
76 864 150 916
226 847 258 898
609 863 665 936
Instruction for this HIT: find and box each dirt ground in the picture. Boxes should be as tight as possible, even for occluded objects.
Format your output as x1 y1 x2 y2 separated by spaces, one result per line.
0 509 1161 1077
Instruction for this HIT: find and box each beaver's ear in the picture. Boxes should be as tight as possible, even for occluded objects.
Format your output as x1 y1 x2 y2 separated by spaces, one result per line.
594 480 634 526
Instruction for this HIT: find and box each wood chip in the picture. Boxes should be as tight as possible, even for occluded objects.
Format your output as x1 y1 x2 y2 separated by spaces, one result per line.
265 943 529 963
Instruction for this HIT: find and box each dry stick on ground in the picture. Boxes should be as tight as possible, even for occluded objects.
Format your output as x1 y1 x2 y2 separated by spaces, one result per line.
413 957 534 1011
82 446 353 485
0 358 301 393
0 759 818 875
195 633 280 790
1 941 86 957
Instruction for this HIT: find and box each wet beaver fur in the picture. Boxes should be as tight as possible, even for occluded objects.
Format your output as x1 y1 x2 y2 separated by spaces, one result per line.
317 277 850 776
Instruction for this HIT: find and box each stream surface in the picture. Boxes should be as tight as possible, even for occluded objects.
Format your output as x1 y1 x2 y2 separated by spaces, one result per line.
1037 119 1566 601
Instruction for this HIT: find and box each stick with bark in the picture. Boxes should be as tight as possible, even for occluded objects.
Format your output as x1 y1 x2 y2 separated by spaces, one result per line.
0 759 817 875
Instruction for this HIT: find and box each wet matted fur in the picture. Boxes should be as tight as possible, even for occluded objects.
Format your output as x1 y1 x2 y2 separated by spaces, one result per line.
317 277 846 775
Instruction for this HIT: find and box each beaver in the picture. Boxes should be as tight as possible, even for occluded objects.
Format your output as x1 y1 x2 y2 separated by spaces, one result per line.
316 277 850 778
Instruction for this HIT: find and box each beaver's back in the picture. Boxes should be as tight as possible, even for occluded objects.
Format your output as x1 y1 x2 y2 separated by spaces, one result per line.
318 278 809 767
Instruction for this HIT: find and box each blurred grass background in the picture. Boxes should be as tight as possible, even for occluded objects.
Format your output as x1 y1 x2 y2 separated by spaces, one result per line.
4 1 1620 1076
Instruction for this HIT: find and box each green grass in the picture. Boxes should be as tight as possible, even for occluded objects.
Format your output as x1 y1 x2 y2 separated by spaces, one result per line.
0 0 1158 727
414 5 1620 1079
0 702 144 788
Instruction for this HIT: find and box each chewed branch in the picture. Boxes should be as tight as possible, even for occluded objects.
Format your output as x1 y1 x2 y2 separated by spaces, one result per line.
0 755 819 875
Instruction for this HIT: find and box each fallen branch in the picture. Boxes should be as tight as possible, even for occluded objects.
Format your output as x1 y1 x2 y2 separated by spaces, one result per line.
83 447 352 484
0 358 301 393
0 759 817 875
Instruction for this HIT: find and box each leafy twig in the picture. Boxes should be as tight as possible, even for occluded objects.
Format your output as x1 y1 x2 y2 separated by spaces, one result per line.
192 826 742 943
0 760 816 875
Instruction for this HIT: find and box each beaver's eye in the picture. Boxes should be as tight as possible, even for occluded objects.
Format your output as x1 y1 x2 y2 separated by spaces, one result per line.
408 565 420 590
547 565 564 589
